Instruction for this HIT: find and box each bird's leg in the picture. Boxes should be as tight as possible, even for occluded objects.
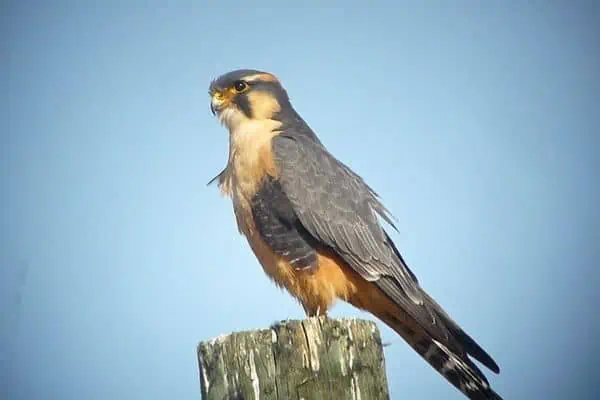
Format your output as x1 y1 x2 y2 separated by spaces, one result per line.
317 306 330 318
303 304 329 319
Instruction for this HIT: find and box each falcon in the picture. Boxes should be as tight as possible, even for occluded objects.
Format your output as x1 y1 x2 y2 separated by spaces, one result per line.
208 69 503 400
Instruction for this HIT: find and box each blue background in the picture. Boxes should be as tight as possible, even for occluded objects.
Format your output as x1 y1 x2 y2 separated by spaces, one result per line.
2 2 599 399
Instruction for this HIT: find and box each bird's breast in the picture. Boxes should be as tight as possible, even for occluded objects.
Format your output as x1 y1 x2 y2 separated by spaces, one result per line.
226 119 280 236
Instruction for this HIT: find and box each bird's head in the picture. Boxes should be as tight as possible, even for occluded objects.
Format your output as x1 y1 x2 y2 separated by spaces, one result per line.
209 69 290 130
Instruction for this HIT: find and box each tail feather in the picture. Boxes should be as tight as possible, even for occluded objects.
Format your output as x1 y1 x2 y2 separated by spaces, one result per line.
376 231 502 398
377 311 503 400
423 292 500 374
416 336 503 400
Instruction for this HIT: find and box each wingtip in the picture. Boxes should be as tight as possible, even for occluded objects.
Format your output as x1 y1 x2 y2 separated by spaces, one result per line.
471 341 500 375
490 362 500 375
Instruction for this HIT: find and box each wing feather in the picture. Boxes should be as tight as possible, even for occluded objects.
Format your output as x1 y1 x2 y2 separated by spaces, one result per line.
272 133 421 301
271 132 500 375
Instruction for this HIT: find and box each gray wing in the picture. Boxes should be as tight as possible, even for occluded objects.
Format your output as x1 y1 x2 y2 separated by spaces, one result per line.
272 133 424 304
272 133 500 373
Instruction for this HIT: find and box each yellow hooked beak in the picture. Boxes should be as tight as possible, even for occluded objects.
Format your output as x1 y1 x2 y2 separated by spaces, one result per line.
210 90 234 116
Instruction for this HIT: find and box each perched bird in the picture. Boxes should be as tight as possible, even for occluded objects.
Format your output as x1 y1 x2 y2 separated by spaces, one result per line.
208 69 503 400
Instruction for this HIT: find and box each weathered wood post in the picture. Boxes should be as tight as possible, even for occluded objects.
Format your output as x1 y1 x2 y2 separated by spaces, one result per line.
197 316 390 400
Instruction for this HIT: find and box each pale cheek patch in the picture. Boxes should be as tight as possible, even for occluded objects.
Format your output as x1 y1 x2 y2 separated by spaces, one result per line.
247 91 281 120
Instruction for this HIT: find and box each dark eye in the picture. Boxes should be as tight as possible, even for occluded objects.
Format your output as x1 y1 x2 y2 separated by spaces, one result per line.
233 80 248 92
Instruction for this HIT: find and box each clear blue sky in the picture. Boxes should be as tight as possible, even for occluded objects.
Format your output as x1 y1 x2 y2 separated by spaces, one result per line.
2 2 599 399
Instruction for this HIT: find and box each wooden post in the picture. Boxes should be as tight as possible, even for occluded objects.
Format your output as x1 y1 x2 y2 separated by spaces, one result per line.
197 317 390 400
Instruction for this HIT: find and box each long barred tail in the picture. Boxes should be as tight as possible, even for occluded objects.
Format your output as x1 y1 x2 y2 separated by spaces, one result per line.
373 302 503 400
411 334 503 400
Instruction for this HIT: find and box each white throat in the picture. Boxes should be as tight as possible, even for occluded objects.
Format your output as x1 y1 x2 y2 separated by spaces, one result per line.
217 106 248 134
217 107 281 162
